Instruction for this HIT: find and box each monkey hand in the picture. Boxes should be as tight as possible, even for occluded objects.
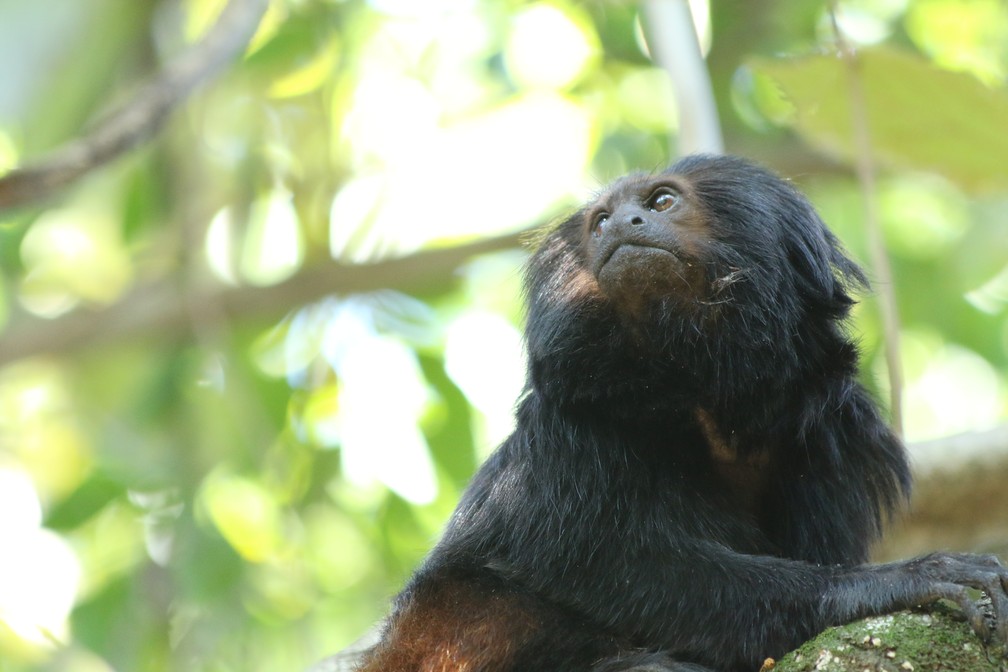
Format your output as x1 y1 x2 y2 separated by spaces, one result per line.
836 552 1008 655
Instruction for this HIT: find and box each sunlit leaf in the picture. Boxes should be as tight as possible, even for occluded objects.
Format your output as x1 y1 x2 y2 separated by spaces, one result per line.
301 382 340 445
268 41 340 99
200 472 283 563
966 263 1008 315
905 0 1008 85
19 206 133 313
749 47 1008 192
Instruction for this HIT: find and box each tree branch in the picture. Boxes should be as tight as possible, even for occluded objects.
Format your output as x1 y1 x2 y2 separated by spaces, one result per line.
879 425 1008 559
641 0 724 155
0 231 528 366
0 0 269 210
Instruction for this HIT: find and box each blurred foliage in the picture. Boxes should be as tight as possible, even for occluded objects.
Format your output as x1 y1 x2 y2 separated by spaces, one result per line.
0 0 1006 670
748 47 1008 191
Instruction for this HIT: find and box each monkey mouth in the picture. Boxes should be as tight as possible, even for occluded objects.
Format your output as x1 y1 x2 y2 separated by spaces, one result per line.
597 243 679 274
595 243 698 301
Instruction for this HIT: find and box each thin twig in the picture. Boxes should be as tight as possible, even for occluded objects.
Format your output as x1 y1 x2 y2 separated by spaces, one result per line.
828 4 904 436
0 0 269 210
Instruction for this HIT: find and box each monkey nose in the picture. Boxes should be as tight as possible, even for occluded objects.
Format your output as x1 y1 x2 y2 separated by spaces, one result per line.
610 204 648 229
617 210 648 230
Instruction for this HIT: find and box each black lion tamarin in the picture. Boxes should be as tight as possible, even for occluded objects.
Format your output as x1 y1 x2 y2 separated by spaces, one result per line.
355 154 1008 672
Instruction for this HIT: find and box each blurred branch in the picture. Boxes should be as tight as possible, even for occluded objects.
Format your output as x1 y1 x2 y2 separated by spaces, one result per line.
828 4 904 435
641 0 724 155
878 425 1008 560
0 230 527 366
0 0 269 211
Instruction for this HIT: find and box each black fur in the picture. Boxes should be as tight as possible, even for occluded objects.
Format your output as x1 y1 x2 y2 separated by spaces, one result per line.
358 155 1008 672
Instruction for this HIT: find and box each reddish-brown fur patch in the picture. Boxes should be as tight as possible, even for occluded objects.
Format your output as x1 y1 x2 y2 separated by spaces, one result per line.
357 577 546 672
695 407 770 516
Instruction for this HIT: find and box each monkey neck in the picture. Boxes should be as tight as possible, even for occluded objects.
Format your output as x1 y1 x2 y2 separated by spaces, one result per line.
526 294 860 436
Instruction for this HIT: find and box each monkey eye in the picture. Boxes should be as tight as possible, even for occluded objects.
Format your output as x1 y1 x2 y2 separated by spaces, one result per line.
648 189 680 212
591 212 609 236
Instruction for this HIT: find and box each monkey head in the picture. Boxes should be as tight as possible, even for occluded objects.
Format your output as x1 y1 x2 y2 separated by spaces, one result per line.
523 154 867 412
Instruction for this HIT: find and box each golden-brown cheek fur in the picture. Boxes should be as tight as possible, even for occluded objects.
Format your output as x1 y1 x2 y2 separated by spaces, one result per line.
534 235 607 309
695 407 770 519
557 261 604 306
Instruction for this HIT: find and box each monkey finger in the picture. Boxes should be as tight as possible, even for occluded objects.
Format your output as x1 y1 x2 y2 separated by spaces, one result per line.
986 588 1008 648
971 566 1008 646
929 582 993 644
966 577 1008 651
961 568 1008 646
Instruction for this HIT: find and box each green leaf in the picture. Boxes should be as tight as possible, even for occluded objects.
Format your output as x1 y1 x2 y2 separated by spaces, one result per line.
45 471 125 530
748 47 1008 192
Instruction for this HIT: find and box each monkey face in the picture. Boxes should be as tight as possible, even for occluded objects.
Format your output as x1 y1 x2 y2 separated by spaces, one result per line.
522 155 867 406
582 174 712 314
549 155 866 329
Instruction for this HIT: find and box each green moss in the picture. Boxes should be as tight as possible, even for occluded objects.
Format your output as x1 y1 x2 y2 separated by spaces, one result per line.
773 607 1004 672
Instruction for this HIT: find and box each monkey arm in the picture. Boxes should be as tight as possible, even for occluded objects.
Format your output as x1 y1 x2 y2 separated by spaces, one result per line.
550 543 1008 671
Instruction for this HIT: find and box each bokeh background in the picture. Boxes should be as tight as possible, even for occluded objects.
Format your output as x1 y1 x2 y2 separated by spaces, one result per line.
0 0 1007 670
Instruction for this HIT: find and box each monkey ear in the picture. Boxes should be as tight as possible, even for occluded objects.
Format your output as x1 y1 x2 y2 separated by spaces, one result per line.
785 205 868 312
